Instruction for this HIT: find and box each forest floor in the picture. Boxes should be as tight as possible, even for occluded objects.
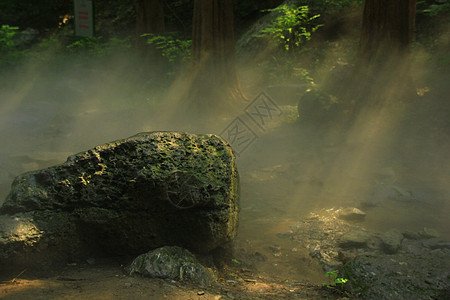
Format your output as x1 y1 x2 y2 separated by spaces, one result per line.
0 38 449 299
1 100 448 299
0 261 344 300
0 220 348 300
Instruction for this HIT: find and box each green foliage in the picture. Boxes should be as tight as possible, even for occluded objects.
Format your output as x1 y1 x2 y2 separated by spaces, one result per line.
417 0 450 16
254 4 321 84
66 36 132 57
145 33 192 64
0 29 133 71
323 270 349 289
260 54 315 85
24 36 62 63
258 4 321 51
95 0 136 31
0 25 25 66
66 37 104 56
0 25 18 51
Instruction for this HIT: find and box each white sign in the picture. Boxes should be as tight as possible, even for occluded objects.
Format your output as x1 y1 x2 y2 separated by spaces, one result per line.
74 0 94 37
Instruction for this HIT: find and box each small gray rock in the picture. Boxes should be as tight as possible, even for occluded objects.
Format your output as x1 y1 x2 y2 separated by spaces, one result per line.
366 184 425 207
339 230 372 249
419 227 440 239
402 230 421 240
401 239 425 255
128 246 215 287
381 230 404 254
422 238 450 250
338 207 366 221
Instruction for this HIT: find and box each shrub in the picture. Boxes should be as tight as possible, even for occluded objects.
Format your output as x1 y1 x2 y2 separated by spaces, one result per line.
144 32 192 77
145 33 192 64
417 0 450 16
0 25 25 66
65 36 132 57
258 4 321 51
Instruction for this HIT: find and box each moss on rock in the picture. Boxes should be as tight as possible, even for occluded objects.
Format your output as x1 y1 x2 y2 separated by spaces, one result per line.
0 132 239 274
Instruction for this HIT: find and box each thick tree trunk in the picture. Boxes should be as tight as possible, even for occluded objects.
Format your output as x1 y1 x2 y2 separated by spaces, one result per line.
187 0 246 114
359 0 416 65
351 0 417 110
136 0 165 52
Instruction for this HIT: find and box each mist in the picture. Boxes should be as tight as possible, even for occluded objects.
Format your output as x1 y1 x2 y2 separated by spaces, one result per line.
0 1 449 290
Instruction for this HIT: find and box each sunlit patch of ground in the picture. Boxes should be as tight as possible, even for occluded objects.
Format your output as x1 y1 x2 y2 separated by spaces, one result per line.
0 261 343 300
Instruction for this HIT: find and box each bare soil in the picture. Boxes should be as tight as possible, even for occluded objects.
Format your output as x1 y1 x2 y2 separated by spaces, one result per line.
0 241 343 300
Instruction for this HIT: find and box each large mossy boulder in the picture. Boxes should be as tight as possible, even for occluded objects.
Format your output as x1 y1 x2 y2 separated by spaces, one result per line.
0 132 239 274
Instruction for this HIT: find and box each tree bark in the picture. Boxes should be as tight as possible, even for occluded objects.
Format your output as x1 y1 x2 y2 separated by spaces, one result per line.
136 0 165 52
359 0 417 64
351 0 417 110
187 0 246 115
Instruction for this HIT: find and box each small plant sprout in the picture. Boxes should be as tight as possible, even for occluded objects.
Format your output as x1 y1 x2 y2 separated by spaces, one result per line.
323 270 348 289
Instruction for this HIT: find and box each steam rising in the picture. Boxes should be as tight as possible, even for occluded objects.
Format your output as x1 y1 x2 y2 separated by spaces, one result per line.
0 8 449 250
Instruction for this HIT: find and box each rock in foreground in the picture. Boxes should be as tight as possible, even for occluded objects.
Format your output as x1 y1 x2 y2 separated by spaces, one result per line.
129 246 215 287
0 132 239 274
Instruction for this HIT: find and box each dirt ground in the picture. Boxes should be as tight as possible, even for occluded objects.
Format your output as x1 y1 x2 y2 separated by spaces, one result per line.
0 258 345 299
0 208 346 299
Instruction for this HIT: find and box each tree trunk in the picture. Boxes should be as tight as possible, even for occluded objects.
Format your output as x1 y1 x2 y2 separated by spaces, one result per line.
359 0 416 65
136 0 165 52
352 0 417 110
187 0 246 115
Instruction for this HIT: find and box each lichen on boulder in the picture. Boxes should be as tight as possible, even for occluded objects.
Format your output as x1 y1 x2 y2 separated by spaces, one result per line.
0 131 239 274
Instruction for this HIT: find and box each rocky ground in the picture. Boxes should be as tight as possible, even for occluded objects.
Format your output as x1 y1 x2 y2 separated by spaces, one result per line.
281 208 450 299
